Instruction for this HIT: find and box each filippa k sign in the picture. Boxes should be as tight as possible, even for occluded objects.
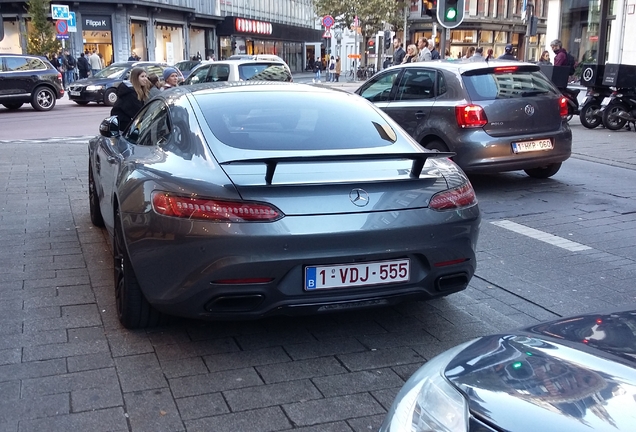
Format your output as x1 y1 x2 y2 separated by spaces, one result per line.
83 16 111 30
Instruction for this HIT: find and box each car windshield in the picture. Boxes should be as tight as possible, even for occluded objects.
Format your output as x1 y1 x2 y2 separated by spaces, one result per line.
462 68 557 101
238 64 291 81
175 61 199 72
196 90 398 151
93 65 127 79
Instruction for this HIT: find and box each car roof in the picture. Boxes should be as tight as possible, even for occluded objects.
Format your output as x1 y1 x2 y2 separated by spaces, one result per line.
197 59 286 66
388 59 541 74
165 81 339 99
108 61 170 67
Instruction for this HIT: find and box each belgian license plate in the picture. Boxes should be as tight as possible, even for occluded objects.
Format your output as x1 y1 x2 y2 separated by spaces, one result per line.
70 91 81 96
511 139 553 153
305 259 410 290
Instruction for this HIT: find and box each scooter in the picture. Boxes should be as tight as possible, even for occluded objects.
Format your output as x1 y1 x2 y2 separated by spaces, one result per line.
602 87 636 131
558 87 580 122
578 86 614 129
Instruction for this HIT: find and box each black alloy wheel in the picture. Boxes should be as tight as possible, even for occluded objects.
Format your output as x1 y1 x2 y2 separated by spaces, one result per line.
603 103 629 131
579 101 603 129
104 88 118 106
113 208 164 329
524 163 562 179
31 87 56 111
425 140 451 153
88 164 105 227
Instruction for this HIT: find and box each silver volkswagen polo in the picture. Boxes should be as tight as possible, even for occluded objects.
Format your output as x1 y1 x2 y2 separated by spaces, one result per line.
356 61 572 178
88 82 480 329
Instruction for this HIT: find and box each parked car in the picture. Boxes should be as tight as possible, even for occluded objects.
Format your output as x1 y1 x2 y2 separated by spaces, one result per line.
174 59 201 80
381 308 636 432
182 59 292 85
67 61 183 106
356 61 572 178
88 82 480 328
0 53 64 111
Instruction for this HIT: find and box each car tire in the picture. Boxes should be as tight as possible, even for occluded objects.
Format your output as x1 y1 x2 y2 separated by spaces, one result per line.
74 101 90 106
579 101 603 129
114 208 165 329
602 103 629 131
104 89 118 106
88 165 105 227
524 163 562 179
30 86 56 111
3 103 23 110
424 140 450 153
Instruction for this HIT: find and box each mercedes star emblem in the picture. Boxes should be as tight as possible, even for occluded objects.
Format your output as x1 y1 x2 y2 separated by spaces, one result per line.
349 188 370 207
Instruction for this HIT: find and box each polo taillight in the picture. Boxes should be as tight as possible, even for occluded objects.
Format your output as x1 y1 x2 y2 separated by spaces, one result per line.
559 97 569 118
151 192 283 222
429 182 477 211
455 105 488 128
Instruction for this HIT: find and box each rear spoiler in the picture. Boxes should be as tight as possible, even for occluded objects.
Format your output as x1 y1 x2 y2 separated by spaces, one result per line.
220 152 455 185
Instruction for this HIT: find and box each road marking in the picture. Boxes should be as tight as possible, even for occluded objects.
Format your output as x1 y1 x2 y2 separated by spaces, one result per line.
491 220 592 252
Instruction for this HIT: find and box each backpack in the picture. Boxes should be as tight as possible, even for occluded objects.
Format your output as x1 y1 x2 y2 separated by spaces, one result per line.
566 52 576 75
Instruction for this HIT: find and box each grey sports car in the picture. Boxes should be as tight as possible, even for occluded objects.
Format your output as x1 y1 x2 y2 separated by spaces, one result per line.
88 82 481 329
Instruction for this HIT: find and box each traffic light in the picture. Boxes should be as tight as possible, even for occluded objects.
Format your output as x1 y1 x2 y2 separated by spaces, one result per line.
421 0 436 18
368 38 375 55
437 0 465 29
527 16 538 36
384 31 391 50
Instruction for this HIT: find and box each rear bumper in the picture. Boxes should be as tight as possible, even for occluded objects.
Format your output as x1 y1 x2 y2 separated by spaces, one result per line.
451 124 572 173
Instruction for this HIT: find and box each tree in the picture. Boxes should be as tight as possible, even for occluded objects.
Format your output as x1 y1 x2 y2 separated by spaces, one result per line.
25 0 61 56
313 0 407 37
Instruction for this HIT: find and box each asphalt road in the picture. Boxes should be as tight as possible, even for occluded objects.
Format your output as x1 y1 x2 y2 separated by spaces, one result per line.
1 89 636 431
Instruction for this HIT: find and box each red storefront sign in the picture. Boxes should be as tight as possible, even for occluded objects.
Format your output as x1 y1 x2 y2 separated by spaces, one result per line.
235 18 273 35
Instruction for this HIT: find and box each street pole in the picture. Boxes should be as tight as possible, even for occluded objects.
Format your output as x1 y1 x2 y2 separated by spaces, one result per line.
404 5 409 44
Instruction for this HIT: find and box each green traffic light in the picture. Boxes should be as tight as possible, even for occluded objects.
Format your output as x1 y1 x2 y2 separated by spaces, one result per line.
511 361 523 369
445 7 457 20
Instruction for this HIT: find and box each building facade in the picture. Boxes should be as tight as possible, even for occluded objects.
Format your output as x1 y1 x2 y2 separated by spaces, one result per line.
0 0 321 72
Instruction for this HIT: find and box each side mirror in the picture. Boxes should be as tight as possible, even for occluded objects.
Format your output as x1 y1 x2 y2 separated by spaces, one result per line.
99 116 120 138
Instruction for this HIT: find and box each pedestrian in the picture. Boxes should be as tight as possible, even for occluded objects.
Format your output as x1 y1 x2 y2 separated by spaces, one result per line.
538 50 552 65
89 50 101 76
550 39 568 66
429 42 440 60
97 53 105 68
161 67 179 90
463 46 475 60
110 67 150 131
77 52 90 79
392 38 406 65
62 50 76 88
128 52 140 61
469 47 485 62
313 56 321 82
328 55 336 82
402 44 419 64
147 73 162 99
498 44 517 60
417 37 431 62
486 48 494 61
334 56 341 82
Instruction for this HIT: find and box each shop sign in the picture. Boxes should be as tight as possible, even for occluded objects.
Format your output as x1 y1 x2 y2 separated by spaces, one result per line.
235 18 272 35
83 16 112 31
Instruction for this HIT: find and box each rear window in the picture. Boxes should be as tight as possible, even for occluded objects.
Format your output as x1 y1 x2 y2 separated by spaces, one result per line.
463 68 557 101
196 91 398 151
238 63 291 81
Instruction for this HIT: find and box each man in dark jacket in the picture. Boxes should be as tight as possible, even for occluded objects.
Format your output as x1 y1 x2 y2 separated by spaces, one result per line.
110 82 143 131
498 44 517 60
392 38 406 65
77 53 90 79
550 39 568 66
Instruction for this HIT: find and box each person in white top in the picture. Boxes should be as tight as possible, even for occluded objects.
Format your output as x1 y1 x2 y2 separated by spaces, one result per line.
89 51 102 76
417 37 432 62
327 56 336 82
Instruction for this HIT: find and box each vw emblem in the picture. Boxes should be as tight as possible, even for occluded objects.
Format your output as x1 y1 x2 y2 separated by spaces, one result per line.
349 188 370 207
524 104 535 116
582 67 594 83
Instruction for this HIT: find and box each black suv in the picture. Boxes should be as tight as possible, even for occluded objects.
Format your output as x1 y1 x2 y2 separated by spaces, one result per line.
68 61 183 106
0 54 64 111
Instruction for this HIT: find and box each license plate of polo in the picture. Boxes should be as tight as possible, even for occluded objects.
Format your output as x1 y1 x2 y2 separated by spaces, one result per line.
305 259 410 290
511 139 553 153
70 91 81 96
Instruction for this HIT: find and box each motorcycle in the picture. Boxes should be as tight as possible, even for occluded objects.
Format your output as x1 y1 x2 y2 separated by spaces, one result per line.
602 87 636 131
559 86 580 122
578 86 614 129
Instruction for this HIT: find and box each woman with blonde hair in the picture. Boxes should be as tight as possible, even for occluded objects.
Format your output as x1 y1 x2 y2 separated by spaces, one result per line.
110 67 150 131
402 44 419 64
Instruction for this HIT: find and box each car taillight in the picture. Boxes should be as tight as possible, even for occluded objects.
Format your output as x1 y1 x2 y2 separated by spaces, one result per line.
559 96 568 117
429 182 477 211
494 66 518 73
151 192 283 222
455 105 488 128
